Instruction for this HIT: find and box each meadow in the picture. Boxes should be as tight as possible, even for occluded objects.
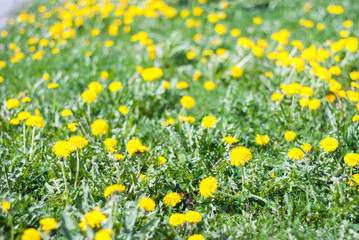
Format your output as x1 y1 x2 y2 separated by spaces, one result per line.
1 0 359 239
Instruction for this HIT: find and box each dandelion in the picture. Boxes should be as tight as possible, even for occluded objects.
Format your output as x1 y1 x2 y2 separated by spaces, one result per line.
344 153 359 167
95 229 113 240
284 131 296 141
104 138 117 153
204 81 215 90
163 192 181 207
140 67 163 81
109 82 122 92
114 154 124 160
21 228 41 240
17 111 31 121
288 148 304 160
162 81 170 89
91 119 109 136
201 116 217 129
68 136 88 151
88 82 103 94
327 5 344 15
103 184 126 197
230 146 252 167
25 115 45 128
119 106 129 114
22 97 31 103
188 234 205 240
169 213 186 226
231 66 243 77
180 95 195 109
139 198 156 211
320 137 338 152
53 141 72 158
81 207 108 229
81 89 97 103
6 98 20 110
61 109 72 117
1 201 10 211
255 135 270 146
39 218 58 233
185 211 202 223
68 122 78 132
271 93 283 101
222 136 239 145
308 99 321 110
270 173 275 179
126 138 148 156
48 83 59 89
159 156 166 165
199 176 218 197
301 143 312 152
10 118 20 125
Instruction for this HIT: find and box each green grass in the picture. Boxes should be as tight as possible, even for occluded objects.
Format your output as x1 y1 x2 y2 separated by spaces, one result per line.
1 0 359 239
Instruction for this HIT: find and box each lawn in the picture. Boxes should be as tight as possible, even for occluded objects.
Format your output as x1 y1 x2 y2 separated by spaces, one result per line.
1 0 359 239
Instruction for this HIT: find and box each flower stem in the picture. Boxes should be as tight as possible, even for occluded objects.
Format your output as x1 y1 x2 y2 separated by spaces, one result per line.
29 127 35 162
52 91 57 111
350 166 353 176
112 195 118 226
74 151 80 187
241 165 245 192
23 122 26 153
61 161 69 200
87 103 91 123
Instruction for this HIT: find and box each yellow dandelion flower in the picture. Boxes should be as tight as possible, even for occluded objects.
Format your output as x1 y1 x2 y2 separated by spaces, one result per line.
159 156 166 165
126 138 148 156
230 146 252 167
10 118 20 125
67 122 78 132
81 89 97 103
103 184 126 197
95 229 113 240
140 67 163 81
25 115 45 128
6 98 20 110
53 141 72 158
114 154 124 160
201 116 217 129
169 213 186 226
48 83 59 89
185 211 202 223
301 143 312 152
91 119 109 136
1 201 10 211
204 81 215 90
222 136 239 145
199 176 218 197
139 198 156 211
288 148 304 160
68 136 88 151
104 138 117 153
255 135 270 146
271 93 283 101
17 111 31 121
21 228 41 240
320 137 338 152
88 82 103 94
163 192 181 207
39 218 58 233
180 95 195 109
109 82 122 92
61 109 72 117
82 207 107 229
344 153 359 167
188 234 205 240
119 106 129 114
284 131 296 141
